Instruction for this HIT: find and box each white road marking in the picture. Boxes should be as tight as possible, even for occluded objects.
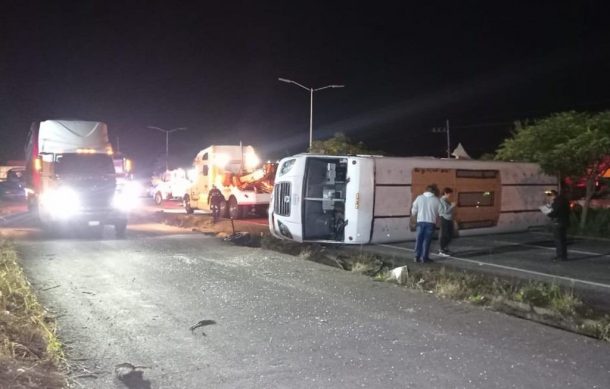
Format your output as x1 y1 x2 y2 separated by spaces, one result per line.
378 244 610 290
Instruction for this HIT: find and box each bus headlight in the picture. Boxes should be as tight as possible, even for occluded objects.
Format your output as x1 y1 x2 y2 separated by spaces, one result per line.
277 220 293 239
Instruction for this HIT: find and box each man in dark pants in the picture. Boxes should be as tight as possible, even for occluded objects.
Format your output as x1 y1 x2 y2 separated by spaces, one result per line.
546 189 570 261
208 185 223 223
411 184 441 263
438 187 456 256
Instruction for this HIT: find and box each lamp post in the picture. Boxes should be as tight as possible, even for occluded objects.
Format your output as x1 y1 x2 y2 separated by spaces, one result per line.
147 126 187 171
278 77 344 150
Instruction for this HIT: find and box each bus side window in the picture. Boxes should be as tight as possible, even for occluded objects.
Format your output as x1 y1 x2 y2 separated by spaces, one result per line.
458 191 494 207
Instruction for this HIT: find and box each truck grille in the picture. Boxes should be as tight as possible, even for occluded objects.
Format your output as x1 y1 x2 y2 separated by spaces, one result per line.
273 182 291 216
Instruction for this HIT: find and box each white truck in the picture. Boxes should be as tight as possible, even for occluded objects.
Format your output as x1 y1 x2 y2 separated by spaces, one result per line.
151 168 193 205
269 154 558 244
183 145 276 218
25 120 137 236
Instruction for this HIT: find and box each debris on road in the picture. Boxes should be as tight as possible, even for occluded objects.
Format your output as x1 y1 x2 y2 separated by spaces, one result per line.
223 231 251 245
189 319 217 332
114 362 152 387
389 266 409 285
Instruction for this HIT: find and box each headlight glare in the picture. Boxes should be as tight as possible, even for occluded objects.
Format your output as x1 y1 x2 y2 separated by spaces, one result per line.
113 181 141 211
40 187 81 218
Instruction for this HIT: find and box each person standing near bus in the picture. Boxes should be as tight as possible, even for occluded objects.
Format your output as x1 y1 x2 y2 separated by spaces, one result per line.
438 187 456 256
411 184 441 263
546 189 570 261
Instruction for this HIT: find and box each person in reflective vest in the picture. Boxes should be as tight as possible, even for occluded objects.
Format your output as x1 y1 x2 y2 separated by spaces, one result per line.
208 185 224 222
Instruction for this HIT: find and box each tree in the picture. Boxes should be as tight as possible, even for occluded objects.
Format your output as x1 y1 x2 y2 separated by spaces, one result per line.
308 132 379 155
495 111 610 229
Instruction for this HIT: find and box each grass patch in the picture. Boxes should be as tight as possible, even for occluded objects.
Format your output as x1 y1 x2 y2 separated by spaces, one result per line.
349 253 384 276
0 239 65 388
377 263 610 341
373 268 390 282
580 319 610 342
260 234 309 256
514 282 582 316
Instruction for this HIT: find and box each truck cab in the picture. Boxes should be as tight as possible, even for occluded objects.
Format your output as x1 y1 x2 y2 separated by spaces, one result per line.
25 120 137 237
184 145 275 219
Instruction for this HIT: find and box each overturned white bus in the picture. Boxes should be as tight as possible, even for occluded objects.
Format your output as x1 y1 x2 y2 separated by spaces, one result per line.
269 154 558 244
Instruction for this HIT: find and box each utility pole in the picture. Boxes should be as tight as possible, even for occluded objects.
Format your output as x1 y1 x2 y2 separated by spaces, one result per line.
147 126 188 171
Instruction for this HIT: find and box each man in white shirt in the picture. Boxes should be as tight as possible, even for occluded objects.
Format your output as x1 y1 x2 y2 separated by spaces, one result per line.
411 184 440 263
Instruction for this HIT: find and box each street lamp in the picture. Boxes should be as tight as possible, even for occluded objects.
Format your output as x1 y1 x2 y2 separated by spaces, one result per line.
147 126 188 171
278 77 344 150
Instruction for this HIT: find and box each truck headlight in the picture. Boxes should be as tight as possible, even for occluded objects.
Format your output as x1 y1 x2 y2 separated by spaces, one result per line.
113 182 140 211
40 187 81 218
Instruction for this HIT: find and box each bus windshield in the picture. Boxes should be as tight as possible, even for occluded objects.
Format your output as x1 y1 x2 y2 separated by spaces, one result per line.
302 157 348 241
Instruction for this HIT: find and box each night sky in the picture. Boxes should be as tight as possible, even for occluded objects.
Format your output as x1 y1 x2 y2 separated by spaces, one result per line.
1 2 609 173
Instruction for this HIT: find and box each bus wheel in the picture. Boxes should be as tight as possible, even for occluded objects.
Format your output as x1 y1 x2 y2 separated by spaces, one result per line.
154 191 163 205
184 195 194 214
228 197 240 219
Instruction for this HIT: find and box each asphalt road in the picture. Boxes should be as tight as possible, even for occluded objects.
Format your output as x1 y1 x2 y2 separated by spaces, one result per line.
12 225 610 388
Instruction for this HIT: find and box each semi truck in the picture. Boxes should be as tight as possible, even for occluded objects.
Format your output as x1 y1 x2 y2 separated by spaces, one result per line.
183 145 276 218
25 119 136 236
269 154 558 244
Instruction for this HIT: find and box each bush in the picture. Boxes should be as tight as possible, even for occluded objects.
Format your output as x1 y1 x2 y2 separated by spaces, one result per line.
569 208 610 237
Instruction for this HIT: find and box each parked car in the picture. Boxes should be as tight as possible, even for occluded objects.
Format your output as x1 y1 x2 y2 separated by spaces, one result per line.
151 168 192 205
0 168 25 200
